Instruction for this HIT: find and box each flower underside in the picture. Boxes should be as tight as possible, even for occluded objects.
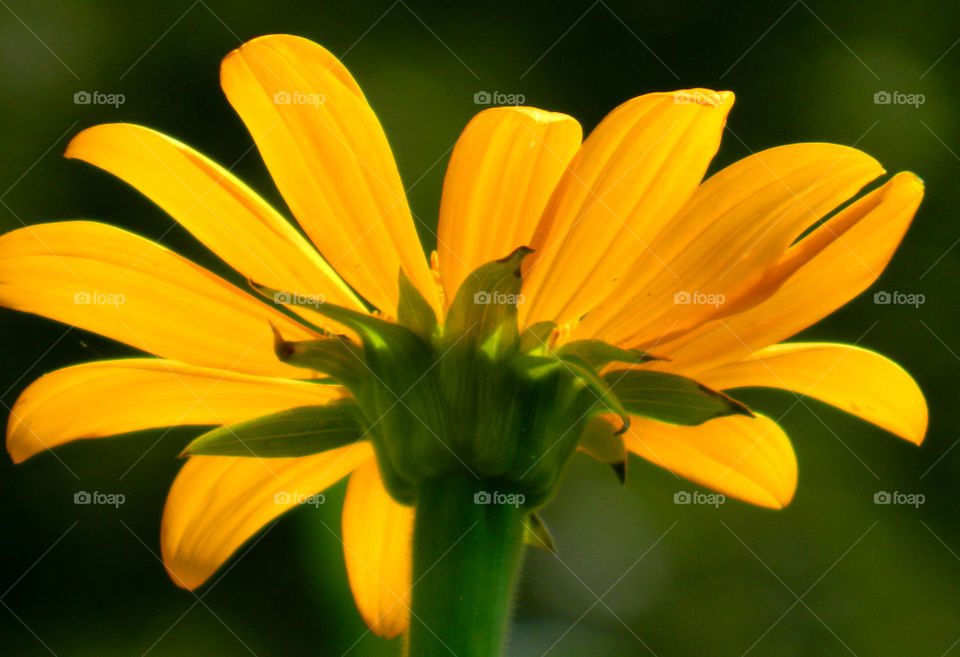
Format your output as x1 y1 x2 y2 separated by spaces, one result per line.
0 33 931 651
184 247 752 510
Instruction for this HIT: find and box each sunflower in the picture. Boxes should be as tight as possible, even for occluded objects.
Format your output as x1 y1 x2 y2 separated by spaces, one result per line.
1 33 925 646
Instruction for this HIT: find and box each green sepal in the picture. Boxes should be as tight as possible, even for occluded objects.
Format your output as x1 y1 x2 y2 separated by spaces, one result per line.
555 339 661 370
245 278 336 337
509 354 564 380
510 354 630 433
443 246 533 359
605 369 753 425
561 354 630 434
523 512 557 553
577 416 627 484
255 284 418 355
397 269 439 342
272 325 364 384
180 403 366 457
510 352 630 433
258 284 444 502
519 321 557 355
260 283 435 391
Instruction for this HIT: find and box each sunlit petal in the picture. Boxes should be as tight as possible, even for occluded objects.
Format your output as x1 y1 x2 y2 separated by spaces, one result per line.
7 358 345 463
437 107 581 299
162 442 372 589
64 123 365 315
697 342 927 444
625 413 797 508
578 143 884 346
522 89 733 326
220 34 438 314
649 172 924 371
0 221 317 377
342 458 413 638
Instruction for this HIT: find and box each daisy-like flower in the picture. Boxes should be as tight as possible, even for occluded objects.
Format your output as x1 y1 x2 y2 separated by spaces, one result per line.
2 34 925 650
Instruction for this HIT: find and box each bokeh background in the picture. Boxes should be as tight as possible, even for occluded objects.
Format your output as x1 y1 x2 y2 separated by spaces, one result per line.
1 1 958 655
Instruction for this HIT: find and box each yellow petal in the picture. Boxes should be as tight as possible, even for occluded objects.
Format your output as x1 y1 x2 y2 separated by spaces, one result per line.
0 221 317 378
652 172 924 372
696 343 927 444
437 107 581 298
162 442 373 590
577 143 884 346
625 413 797 508
522 89 733 326
220 34 438 315
342 459 413 638
64 123 365 314
6 358 345 463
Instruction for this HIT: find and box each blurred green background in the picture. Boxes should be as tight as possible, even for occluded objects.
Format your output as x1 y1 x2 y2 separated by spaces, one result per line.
1 1 958 655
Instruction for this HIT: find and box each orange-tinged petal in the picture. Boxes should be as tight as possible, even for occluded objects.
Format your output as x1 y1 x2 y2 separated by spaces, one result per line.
652 172 924 372
696 343 927 444
220 34 438 315
342 459 413 638
6 358 345 463
626 413 796 508
0 221 316 378
64 123 365 314
162 442 373 590
437 107 581 299
577 143 884 346
522 89 733 326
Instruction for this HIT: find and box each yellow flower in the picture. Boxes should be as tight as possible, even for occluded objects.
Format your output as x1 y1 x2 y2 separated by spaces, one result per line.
0 34 926 639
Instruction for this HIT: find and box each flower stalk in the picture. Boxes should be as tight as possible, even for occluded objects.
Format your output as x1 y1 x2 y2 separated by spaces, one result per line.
408 474 528 657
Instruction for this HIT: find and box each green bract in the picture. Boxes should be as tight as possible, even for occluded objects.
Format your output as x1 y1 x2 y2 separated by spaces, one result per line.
182 402 365 458
240 248 751 511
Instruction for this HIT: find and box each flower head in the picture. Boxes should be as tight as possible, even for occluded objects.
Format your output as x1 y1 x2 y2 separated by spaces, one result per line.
1 34 925 638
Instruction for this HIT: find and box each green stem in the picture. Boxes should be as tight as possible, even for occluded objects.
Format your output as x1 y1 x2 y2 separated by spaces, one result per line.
407 475 527 657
